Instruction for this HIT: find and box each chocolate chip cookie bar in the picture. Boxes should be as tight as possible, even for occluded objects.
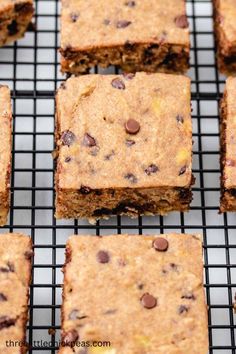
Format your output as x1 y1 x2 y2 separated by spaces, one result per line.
0 0 34 47
59 234 208 354
213 0 236 74
0 85 12 226
55 73 193 221
0 233 33 353
60 0 190 74
220 77 236 212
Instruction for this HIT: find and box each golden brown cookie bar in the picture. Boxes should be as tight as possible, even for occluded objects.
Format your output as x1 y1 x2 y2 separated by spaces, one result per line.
0 85 12 226
0 233 33 353
60 0 190 74
213 0 236 74
0 0 33 47
59 234 208 354
55 73 193 221
220 77 236 211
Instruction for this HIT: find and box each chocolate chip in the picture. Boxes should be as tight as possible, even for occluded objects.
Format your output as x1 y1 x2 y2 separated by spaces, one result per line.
178 305 189 314
111 78 125 90
140 293 157 309
60 82 66 90
137 283 144 290
125 1 136 7
124 41 135 51
63 329 79 345
179 166 187 175
116 20 132 29
0 316 15 330
97 250 110 264
103 19 111 25
105 150 115 160
80 186 91 194
8 20 18 35
0 262 15 273
126 139 135 147
122 72 135 80
83 133 96 147
176 115 184 123
175 15 189 29
145 164 159 175
0 294 7 302
24 250 34 260
70 12 79 22
15 3 32 13
125 119 140 134
153 237 169 252
65 156 71 163
181 293 196 300
124 173 138 184
61 130 76 146
170 263 178 271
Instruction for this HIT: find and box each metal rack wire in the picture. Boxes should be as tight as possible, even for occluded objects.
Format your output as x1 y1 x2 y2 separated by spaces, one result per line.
0 0 234 352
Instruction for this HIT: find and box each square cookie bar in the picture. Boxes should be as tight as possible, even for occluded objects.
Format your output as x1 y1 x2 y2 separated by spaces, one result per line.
213 0 236 74
60 0 190 74
59 234 208 354
0 233 33 353
0 85 12 226
55 73 193 221
220 77 236 211
0 0 34 47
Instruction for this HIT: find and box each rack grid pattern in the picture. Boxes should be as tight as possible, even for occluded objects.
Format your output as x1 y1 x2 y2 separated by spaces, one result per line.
0 0 235 353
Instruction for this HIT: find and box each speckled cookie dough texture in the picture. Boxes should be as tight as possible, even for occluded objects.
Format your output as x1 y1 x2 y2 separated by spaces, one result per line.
59 234 208 354
55 72 193 221
0 233 33 354
60 0 190 74
0 85 12 226
0 0 34 47
213 0 236 74
220 77 236 211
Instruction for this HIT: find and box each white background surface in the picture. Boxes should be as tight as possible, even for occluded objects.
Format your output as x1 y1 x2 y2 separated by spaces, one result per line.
0 0 234 353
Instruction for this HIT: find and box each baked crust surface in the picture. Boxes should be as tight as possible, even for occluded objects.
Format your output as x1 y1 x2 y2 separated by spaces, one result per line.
59 234 208 354
60 0 190 74
55 73 193 220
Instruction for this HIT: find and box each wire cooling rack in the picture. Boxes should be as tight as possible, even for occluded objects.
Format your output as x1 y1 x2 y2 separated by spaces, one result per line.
0 0 234 353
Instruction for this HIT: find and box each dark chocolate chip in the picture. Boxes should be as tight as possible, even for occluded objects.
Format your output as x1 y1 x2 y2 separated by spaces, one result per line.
0 316 15 330
125 1 136 7
60 82 66 90
122 72 135 80
116 20 132 29
65 157 71 163
145 164 159 176
170 263 178 271
15 3 32 13
181 293 196 300
176 114 184 123
153 237 169 252
179 166 187 175
111 78 126 90
178 305 189 314
126 139 135 147
175 15 189 29
63 329 79 344
125 119 140 134
24 250 34 260
0 293 7 302
124 40 135 51
140 293 157 309
137 283 144 290
0 262 15 273
8 20 18 35
61 130 76 146
83 133 96 147
103 19 111 25
229 189 236 197
124 173 138 184
97 250 110 264
70 12 79 22
80 185 91 194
